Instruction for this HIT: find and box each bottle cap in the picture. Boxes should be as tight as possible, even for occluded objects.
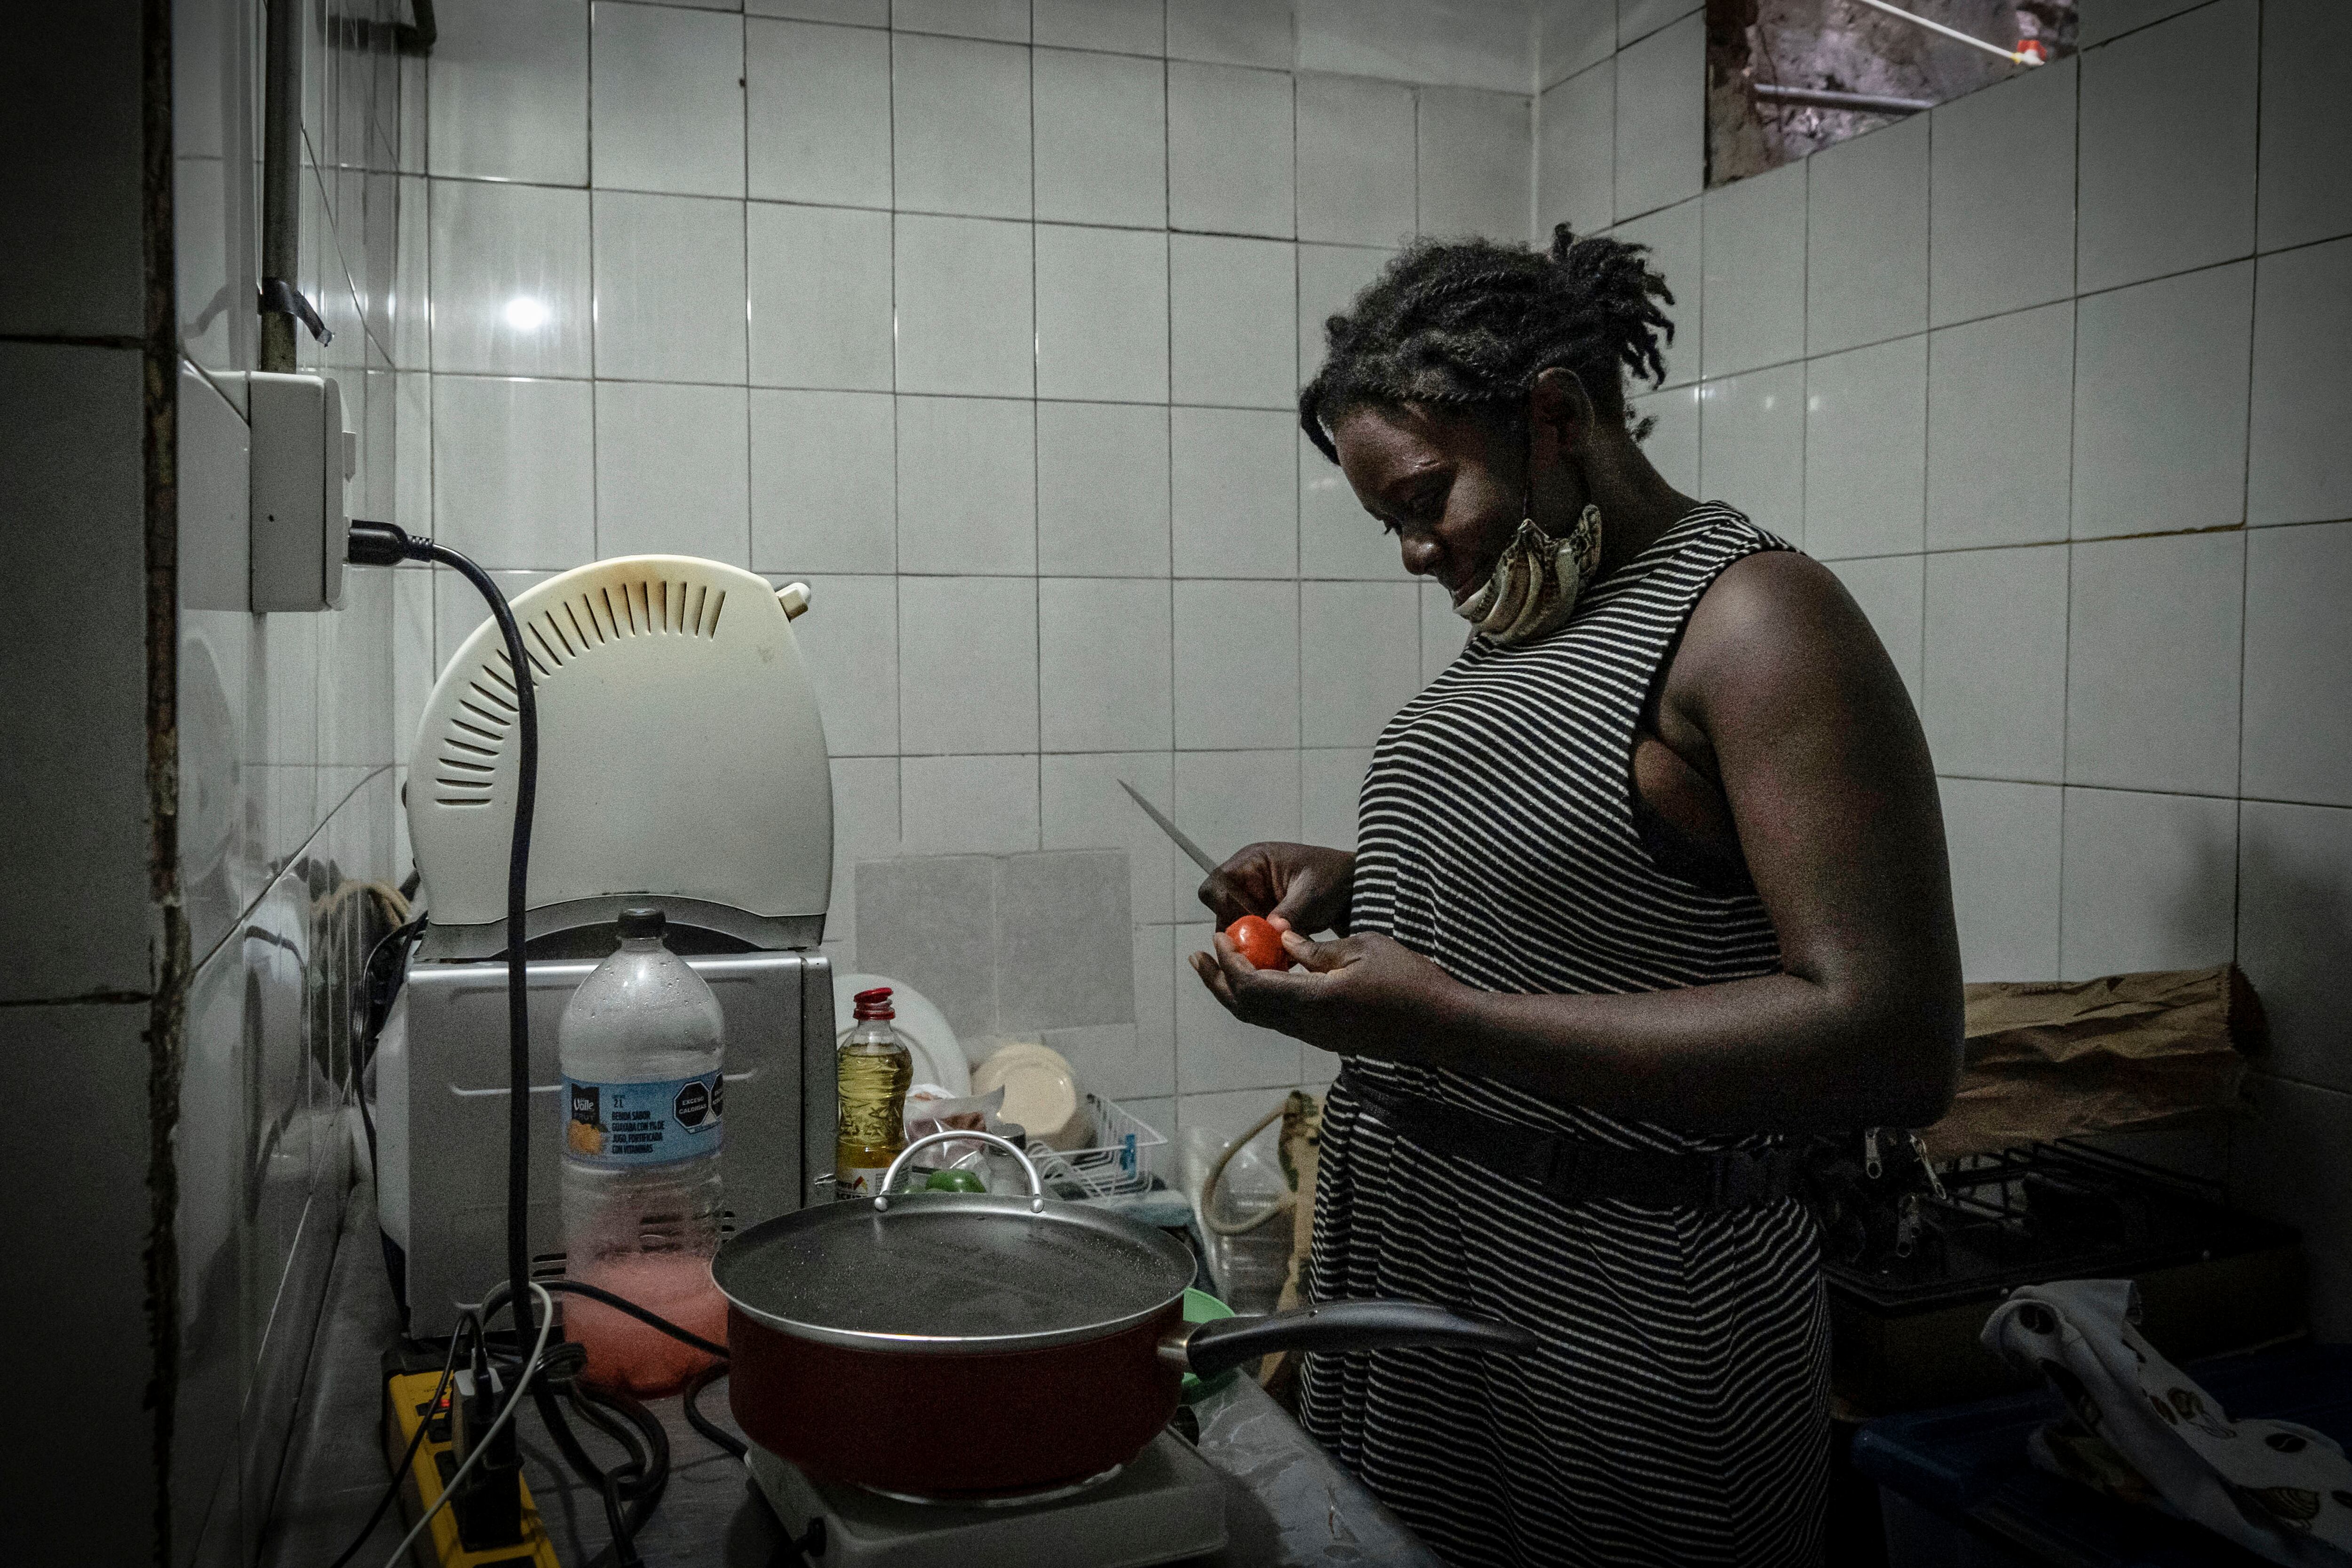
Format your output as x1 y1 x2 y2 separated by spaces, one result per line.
852 986 894 1021
617 906 666 940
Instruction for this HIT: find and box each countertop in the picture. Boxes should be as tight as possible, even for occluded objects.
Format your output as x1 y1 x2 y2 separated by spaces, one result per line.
267 1178 1440 1568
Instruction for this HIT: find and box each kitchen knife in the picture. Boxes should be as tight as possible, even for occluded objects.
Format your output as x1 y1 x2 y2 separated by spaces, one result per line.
1118 780 1220 876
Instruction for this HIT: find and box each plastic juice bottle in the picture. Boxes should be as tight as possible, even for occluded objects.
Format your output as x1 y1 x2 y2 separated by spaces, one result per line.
834 987 912 1199
558 906 729 1394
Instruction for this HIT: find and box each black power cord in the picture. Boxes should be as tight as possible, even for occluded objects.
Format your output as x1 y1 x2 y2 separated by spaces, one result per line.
350 520 541 1393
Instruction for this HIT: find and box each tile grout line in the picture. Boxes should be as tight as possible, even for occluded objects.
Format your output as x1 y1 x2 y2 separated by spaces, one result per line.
2229 0 2266 970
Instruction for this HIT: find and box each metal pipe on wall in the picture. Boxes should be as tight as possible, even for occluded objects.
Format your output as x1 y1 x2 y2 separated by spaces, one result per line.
258 0 301 371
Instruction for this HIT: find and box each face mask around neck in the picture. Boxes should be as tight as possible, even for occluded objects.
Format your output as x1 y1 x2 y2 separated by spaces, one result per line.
1453 501 1605 646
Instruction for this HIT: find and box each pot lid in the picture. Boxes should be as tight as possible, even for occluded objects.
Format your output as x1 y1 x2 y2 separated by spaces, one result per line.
715 1193 1197 1352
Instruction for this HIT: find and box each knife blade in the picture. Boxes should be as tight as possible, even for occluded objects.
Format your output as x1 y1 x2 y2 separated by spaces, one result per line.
1118 780 1220 876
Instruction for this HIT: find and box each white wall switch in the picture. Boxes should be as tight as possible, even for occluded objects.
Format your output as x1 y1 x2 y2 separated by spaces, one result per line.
248 371 353 611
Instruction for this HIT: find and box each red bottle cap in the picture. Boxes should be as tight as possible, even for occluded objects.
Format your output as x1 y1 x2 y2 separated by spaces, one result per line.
852 986 895 1021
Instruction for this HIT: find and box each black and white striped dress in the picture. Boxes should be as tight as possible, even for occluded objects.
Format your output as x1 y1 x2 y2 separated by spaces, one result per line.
1300 504 1829 1568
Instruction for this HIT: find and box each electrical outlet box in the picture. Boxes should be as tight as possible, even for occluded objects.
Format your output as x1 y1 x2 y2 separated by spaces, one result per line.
248 371 355 611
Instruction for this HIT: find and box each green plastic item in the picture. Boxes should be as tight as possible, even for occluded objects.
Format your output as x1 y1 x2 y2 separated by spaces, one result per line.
1180 1288 1237 1401
924 1168 985 1193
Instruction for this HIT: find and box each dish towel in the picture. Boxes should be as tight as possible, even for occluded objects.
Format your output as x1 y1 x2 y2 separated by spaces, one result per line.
1982 1279 2352 1565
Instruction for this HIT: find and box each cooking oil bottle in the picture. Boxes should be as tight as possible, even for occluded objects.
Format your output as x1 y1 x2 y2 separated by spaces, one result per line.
834 986 912 1199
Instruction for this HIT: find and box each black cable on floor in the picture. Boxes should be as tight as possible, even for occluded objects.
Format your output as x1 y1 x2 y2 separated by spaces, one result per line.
682 1364 748 1459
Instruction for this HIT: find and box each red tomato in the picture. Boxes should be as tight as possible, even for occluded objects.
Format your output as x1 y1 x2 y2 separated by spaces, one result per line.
1225 915 1289 971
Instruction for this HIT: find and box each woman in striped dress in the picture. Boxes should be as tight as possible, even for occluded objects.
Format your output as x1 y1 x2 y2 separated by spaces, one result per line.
1188 228 1963 1567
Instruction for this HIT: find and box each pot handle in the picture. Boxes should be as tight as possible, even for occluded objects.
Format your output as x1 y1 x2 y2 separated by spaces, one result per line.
874 1129 1045 1214
1173 1300 1540 1380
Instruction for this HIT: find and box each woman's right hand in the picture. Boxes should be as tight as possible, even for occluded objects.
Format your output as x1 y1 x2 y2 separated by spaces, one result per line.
1198 843 1356 936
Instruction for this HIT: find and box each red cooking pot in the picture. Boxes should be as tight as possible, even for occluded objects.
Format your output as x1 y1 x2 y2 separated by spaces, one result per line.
714 1131 1536 1501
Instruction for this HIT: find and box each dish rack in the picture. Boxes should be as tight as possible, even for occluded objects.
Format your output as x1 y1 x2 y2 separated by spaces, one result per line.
1031 1095 1167 1199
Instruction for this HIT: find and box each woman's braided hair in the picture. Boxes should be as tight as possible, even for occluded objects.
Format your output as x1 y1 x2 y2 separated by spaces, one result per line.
1299 223 1675 462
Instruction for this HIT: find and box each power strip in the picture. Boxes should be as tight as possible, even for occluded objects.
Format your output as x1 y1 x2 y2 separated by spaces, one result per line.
382 1367 564 1568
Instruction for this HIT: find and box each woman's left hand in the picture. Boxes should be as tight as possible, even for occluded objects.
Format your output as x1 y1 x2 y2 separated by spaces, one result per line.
1189 924 1464 1056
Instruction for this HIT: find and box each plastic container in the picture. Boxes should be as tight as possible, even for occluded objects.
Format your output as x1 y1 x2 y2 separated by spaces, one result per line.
558 906 728 1394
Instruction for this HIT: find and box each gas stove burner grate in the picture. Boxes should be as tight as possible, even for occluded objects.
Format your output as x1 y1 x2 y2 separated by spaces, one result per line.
1823 1138 2298 1309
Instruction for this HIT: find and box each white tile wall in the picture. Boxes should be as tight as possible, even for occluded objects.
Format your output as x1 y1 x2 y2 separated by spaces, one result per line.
2256 0 2352 254
1174 580 1302 748
1924 302 2074 551
2070 261 2253 539
1538 0 1613 88
1034 46 1168 229
1939 777 2063 981
1035 224 1171 401
2247 238 2352 528
895 395 1037 573
1923 545 2068 784
593 381 751 563
762 0 884 24
428 180 591 377
1301 746 1372 851
1300 581 1420 746
1296 75 1418 248
1166 0 1290 69
1172 406 1297 576
431 375 596 569
1038 402 1173 576
1802 334 1924 560
892 32 1033 218
2065 531 2244 796
893 0 1030 42
750 389 896 573
2074 0 2258 294
1697 364 1803 541
901 755 1042 852
747 202 895 390
1929 56 2075 328
893 214 1035 395
1416 88 1532 240
1537 61 1613 239
1035 0 1163 55
1038 576 1175 753
1297 0 1531 92
1610 11 1700 221
590 1 746 198
1168 62 1295 237
429 0 589 187
747 18 892 208
1169 233 1296 406
898 575 1040 753
790 574 898 756
2058 787 2239 981
1805 116 1927 356
1700 159 1804 379
591 191 747 383
2235 801 2352 1094
2240 522 2352 809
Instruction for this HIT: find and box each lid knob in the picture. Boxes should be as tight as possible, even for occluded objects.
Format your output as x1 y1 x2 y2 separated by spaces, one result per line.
617 905 666 940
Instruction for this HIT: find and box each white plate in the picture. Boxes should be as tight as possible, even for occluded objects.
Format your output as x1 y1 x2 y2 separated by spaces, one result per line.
833 974 968 1097
972 1042 1088 1151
